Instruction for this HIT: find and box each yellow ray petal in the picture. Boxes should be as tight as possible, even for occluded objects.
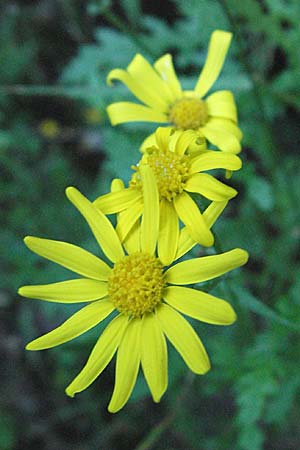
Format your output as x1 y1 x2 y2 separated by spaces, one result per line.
110 175 141 254
140 131 157 153
201 122 241 153
202 200 228 228
173 192 214 247
23 237 111 281
195 30 232 98
175 201 228 260
189 151 242 173
206 90 237 122
166 248 249 285
26 299 114 350
107 68 168 112
140 165 159 255
155 126 173 152
158 199 179 266
116 199 143 242
185 173 237 201
18 279 108 303
174 130 198 155
111 178 125 191
163 286 236 325
94 188 141 214
154 53 182 99
157 304 210 374
108 318 142 413
123 221 141 254
66 187 124 264
107 102 168 125
208 117 243 140
128 54 175 105
66 314 128 397
141 312 168 403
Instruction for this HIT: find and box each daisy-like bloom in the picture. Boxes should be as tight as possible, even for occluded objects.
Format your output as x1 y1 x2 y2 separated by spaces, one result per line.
94 127 242 264
106 30 242 154
19 169 248 413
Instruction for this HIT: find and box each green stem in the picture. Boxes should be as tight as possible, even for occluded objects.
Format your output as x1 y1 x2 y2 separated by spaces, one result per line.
134 372 195 450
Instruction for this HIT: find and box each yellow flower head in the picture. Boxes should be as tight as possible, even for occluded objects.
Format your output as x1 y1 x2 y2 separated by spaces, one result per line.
94 127 242 264
19 175 248 413
106 30 242 154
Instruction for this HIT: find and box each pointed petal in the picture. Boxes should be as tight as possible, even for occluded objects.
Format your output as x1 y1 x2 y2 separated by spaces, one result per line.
127 54 175 105
108 318 142 413
158 199 179 266
26 299 114 350
165 248 249 285
155 127 172 152
141 313 168 403
175 201 228 260
66 187 124 264
23 237 111 281
157 304 210 374
173 192 214 246
154 54 182 99
116 199 143 242
140 165 159 255
18 279 108 303
174 130 198 155
107 67 168 112
163 286 236 325
189 151 242 173
208 117 243 141
66 314 128 397
140 131 157 153
94 188 141 214
206 90 237 122
201 122 241 153
185 173 238 201
195 30 232 98
123 221 141 254
107 102 168 125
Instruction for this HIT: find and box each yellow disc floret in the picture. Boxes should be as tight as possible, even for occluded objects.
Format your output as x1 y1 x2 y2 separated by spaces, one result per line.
108 253 165 317
169 97 208 130
131 148 191 202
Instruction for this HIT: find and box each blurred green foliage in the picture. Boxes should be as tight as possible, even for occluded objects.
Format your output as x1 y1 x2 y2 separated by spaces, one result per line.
1 0 300 449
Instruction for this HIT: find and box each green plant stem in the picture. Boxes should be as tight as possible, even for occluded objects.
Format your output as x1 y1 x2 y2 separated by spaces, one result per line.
134 372 195 450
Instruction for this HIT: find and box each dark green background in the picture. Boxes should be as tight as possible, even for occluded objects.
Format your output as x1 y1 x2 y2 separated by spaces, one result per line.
1 1 300 449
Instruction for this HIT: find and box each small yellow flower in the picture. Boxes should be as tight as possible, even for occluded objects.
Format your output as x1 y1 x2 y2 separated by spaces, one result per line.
19 171 248 413
106 30 242 154
39 119 60 139
84 107 104 124
94 127 242 264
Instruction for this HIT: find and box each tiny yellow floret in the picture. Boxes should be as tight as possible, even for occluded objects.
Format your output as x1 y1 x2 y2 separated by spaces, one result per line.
108 253 165 317
169 97 208 130
131 148 191 202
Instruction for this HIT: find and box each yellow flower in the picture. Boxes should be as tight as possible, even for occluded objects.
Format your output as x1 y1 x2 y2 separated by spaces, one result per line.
94 127 242 264
39 119 60 139
19 171 248 413
106 30 242 154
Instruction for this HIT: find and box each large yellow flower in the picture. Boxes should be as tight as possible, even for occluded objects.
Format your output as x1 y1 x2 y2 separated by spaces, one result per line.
94 127 242 264
19 171 248 413
107 30 242 154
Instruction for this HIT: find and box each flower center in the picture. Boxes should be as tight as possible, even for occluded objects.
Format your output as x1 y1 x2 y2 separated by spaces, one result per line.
169 97 208 130
108 253 165 317
131 148 191 201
